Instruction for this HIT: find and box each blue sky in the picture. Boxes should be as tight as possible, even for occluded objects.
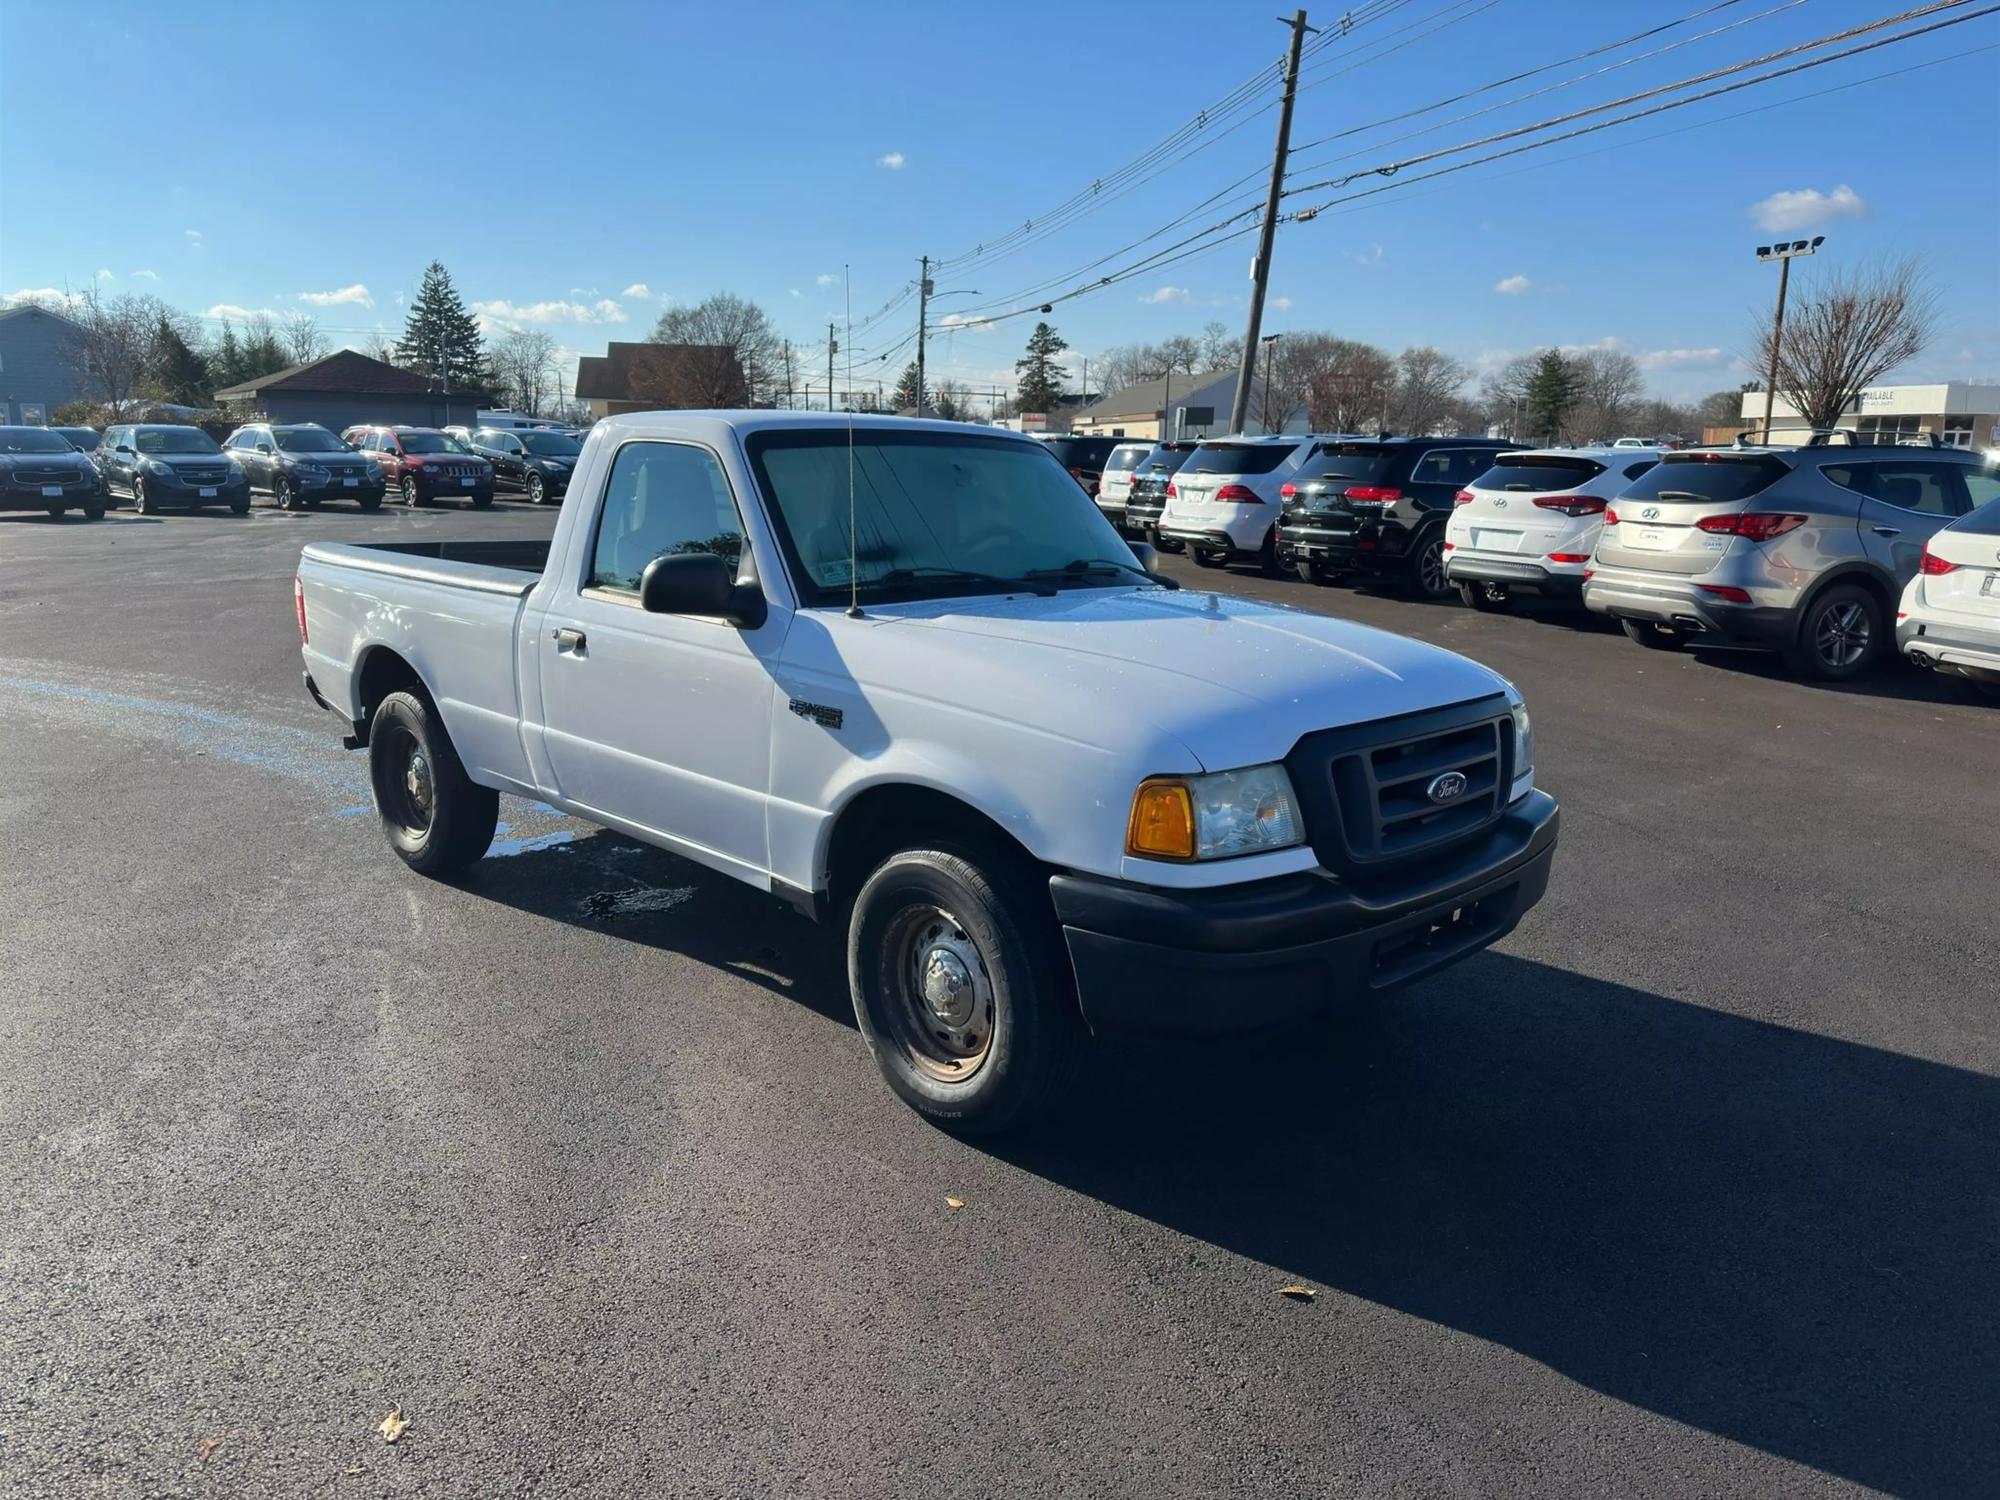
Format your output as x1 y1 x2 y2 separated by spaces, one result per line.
4 0 1996 404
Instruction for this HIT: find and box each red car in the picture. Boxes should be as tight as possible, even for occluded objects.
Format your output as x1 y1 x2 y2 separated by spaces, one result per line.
342 425 495 508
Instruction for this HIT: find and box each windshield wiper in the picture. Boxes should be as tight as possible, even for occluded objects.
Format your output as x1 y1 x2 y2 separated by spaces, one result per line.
874 566 1057 597
1028 557 1181 590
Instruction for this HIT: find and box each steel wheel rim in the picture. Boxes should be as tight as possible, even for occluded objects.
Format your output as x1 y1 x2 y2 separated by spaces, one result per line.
1419 540 1448 595
882 903 995 1083
378 724 434 836
1815 600 1870 668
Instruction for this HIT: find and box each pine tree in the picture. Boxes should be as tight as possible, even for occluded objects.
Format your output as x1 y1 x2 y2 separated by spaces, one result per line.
396 261 490 391
892 361 927 411
1014 322 1069 414
148 315 211 406
1525 350 1580 444
213 321 243 390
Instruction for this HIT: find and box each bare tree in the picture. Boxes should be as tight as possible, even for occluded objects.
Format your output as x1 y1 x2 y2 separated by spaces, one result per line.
1198 319 1236 372
67 290 155 414
1096 343 1168 398
1387 346 1471 436
493 328 560 415
1156 333 1203 375
1569 347 1645 440
282 312 328 366
1478 352 1541 440
1752 257 1936 431
649 292 782 406
1303 337 1396 432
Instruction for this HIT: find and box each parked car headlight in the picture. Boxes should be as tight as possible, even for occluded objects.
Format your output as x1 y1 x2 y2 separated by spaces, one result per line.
142 458 174 477
1127 763 1304 861
295 461 329 478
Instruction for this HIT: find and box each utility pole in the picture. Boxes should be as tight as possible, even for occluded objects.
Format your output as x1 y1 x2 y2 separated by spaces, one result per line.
827 322 838 412
1756 235 1822 439
915 255 932 414
1229 8 1312 436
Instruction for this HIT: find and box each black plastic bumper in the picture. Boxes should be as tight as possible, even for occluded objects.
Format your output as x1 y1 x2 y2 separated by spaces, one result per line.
1050 790 1558 1037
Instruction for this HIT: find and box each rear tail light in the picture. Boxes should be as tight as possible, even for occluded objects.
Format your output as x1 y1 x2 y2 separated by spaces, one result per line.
1531 494 1606 517
1695 512 1807 542
1919 544 1959 576
1697 584 1754 604
294 575 308 643
1069 465 1086 482
1603 508 1620 526
1453 489 1476 506
1215 483 1261 503
1547 552 1591 564
1343 486 1402 505
1441 540 1455 551
1279 482 1297 498
1166 481 1178 498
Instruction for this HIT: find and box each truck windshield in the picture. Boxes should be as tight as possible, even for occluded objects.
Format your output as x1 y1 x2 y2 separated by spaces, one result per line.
747 428 1138 604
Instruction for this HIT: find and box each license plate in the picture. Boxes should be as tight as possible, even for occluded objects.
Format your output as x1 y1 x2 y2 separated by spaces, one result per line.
462 478 477 488
343 478 359 487
41 485 62 497
1473 529 1522 552
1628 527 1672 551
199 487 217 497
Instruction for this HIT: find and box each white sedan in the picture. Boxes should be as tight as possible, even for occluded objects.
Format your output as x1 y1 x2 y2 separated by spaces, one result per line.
1898 489 2000 703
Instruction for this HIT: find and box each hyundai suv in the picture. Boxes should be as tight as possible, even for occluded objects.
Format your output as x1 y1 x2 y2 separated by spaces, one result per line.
1124 440 1202 550
345 425 494 507
1158 435 1318 573
225 423 384 511
1445 447 1661 611
1584 440 1997 681
97 424 251 515
1275 436 1521 596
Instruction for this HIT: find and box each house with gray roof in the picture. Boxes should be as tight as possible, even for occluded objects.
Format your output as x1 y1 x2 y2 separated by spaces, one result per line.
0 303 90 424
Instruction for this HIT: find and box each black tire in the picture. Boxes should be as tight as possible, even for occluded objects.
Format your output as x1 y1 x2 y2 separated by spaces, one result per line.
367 690 498 877
1786 583 1884 682
1151 532 1185 555
1257 527 1284 578
272 475 296 511
229 498 250 516
402 475 423 507
848 843 1082 1135
1458 579 1512 612
471 491 493 510
1621 618 1687 651
1295 558 1343 586
527 471 547 505
1191 547 1229 569
46 506 65 520
131 478 154 516
357 493 382 512
82 505 105 521
1410 532 1453 600
1960 675 2000 706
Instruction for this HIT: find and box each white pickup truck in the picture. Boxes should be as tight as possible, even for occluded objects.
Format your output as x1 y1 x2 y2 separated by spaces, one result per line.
298 412 1558 1131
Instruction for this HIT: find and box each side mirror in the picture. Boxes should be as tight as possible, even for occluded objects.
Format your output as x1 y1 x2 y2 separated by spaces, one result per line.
1129 541 1158 572
639 552 767 628
114 444 133 455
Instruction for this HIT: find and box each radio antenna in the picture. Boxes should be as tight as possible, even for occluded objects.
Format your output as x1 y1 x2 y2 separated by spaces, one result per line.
845 261 862 618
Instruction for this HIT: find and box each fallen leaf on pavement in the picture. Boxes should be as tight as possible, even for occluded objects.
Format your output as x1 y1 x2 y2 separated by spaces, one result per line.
1277 1285 1318 1302
378 1409 408 1443
346 1464 369 1476
198 1434 224 1461
944 1196 965 1210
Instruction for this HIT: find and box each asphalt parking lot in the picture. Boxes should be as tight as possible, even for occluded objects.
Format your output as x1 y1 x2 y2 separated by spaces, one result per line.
3 500 1995 1499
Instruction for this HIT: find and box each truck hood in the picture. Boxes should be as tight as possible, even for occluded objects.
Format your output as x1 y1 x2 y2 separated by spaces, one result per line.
826 584 1510 771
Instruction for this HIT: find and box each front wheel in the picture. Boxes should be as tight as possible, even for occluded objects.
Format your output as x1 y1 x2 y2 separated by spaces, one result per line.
82 505 106 521
1787 584 1883 682
526 471 547 505
272 475 297 511
229 497 250 516
1458 579 1512 612
402 476 423 507
131 479 155 515
848 844 1081 1135
368 690 499 877
1411 533 1452 600
357 493 383 512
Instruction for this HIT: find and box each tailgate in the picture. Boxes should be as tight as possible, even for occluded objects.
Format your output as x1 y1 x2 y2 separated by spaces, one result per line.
1925 525 2000 620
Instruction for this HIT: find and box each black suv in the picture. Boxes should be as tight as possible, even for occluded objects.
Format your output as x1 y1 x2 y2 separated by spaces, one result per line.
0 425 105 520
466 427 581 504
1123 441 1202 550
1037 434 1123 497
224 423 385 511
97 424 252 515
1276 436 1522 596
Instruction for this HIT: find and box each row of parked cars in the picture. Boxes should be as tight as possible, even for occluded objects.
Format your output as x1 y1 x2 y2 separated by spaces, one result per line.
0 420 583 518
1059 428 2000 698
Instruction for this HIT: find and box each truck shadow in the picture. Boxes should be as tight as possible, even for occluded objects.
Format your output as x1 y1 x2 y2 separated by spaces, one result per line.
996 953 1999 1499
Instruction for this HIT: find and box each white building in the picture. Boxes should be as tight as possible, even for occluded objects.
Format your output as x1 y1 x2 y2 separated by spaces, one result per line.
1738 381 1999 448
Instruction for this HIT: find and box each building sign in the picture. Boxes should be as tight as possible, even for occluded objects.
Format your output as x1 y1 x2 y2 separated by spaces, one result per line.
18 403 44 426
1858 389 1896 410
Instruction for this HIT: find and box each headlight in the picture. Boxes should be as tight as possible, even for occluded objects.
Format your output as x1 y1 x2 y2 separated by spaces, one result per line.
1127 763 1304 861
143 458 173 476
1510 699 1533 787
295 461 328 478
365 459 384 478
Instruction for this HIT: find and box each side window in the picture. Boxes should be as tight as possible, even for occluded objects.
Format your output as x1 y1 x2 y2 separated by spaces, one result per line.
1821 463 1868 496
588 442 744 594
1963 470 2000 509
1870 461 1962 517
1408 450 1456 485
1623 460 1658 481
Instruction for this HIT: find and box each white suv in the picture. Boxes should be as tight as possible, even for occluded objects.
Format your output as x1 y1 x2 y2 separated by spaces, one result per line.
1898 485 2000 702
1445 447 1662 611
1157 435 1313 573
1094 441 1155 530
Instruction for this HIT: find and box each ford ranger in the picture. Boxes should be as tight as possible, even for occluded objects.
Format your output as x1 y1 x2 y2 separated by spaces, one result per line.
297 413 1558 1132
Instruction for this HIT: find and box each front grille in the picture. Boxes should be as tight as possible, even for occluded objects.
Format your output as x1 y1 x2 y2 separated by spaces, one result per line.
1286 696 1512 877
176 467 230 485
330 463 365 479
12 467 90 487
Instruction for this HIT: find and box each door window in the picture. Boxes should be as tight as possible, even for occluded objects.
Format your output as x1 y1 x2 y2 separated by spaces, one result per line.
1962 470 2000 509
1868 461 1964 517
1410 449 1493 487
587 442 744 593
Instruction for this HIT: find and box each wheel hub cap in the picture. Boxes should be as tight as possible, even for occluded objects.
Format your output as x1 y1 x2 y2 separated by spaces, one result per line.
920 947 976 1027
404 749 433 814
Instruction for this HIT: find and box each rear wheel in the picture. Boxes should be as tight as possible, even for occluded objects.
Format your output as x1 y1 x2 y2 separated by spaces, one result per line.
1411 533 1453 600
1960 674 2000 706
1787 584 1884 682
1151 533 1184 554
368 690 498 877
848 842 1081 1135
1295 558 1344 586
1191 547 1229 570
1458 579 1512 612
1621 618 1687 652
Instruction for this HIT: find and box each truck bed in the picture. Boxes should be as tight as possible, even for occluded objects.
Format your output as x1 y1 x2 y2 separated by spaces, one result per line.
299 539 550 596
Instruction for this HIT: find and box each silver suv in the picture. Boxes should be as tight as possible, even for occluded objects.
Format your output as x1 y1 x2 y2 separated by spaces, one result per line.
1584 438 1996 681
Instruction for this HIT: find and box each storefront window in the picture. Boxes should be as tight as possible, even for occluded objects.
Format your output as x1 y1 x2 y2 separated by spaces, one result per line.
1941 416 1974 449
1857 414 1923 444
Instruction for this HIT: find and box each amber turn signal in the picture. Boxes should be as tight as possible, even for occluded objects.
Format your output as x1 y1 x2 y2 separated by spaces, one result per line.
1126 778 1196 860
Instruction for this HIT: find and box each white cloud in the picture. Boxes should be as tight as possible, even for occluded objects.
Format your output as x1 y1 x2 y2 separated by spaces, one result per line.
1751 183 1868 234
2 287 85 310
130 269 158 281
816 272 841 287
206 303 281 321
788 288 802 298
622 282 653 299
297 283 374 308
184 229 203 242
1140 285 1191 305
470 297 628 329
1347 243 1385 268
937 313 996 335
1494 274 1532 295
1270 296 1294 311
94 268 114 282
393 292 404 305
1637 346 1727 370
877 151 906 169
567 286 599 297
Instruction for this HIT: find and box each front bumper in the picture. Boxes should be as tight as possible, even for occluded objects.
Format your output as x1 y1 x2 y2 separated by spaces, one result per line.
1051 789 1559 1037
1583 569 1793 645
1446 552 1584 598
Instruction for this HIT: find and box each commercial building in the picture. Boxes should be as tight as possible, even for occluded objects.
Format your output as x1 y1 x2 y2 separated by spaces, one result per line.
1732 381 2000 448
215 350 487 430
1068 369 1242 440
0 303 90 424
573 341 746 419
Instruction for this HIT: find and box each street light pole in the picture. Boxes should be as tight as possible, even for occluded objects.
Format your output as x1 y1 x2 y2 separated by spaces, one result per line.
1756 235 1823 439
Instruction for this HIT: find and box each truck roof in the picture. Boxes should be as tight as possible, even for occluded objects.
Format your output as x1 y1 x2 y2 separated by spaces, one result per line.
590 410 1047 445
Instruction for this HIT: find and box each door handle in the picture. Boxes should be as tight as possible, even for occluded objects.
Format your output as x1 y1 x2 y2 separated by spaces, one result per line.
553 627 587 655
1871 526 1902 538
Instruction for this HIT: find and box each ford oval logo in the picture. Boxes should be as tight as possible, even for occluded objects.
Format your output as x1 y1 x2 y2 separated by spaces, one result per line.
1641 506 1661 520
1426 771 1469 805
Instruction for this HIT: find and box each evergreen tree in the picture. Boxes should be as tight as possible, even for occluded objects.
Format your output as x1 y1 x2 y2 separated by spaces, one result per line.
396 260 490 391
213 321 244 390
892 361 927 411
148 315 211 407
1525 350 1581 444
1014 321 1069 414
